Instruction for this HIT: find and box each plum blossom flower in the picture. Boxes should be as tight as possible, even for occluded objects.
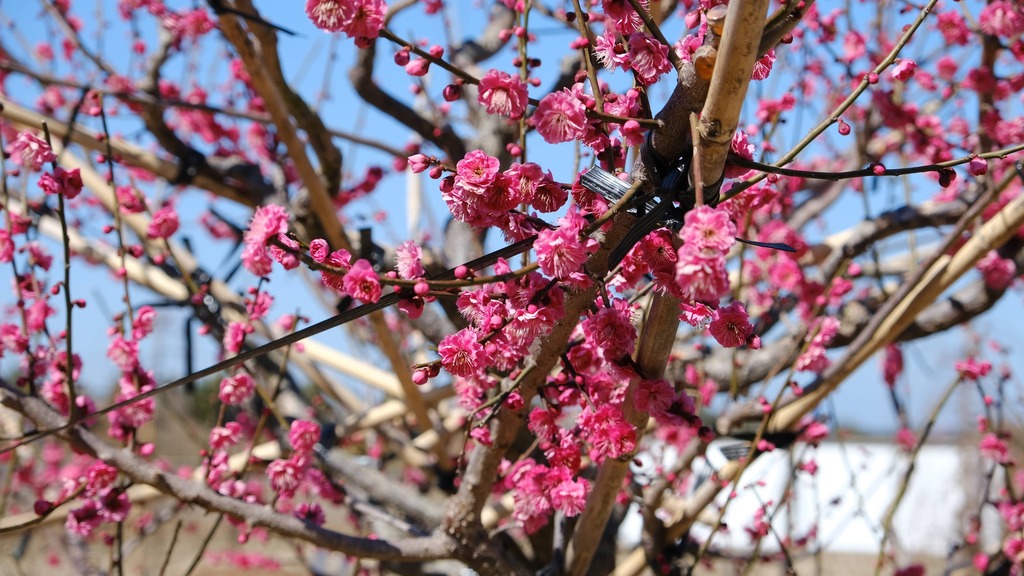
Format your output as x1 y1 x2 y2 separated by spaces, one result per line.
579 404 636 462
956 357 992 381
309 239 329 263
794 316 840 373
289 420 321 455
209 422 243 450
84 462 119 496
625 33 671 86
219 372 256 406
882 343 903 388
977 250 1016 290
723 129 755 179
751 49 775 80
0 231 13 264
532 89 587 144
294 502 326 526
242 204 289 276
679 300 714 328
147 206 180 239
581 299 637 361
343 259 381 303
799 421 830 446
441 150 520 227
115 186 146 214
679 205 736 254
981 433 1011 464
6 131 56 172
477 69 529 119
708 302 753 348
318 249 351 293
438 328 488 377
895 427 916 452
675 250 730 302
602 0 643 34
267 457 305 497
594 28 628 71
634 379 674 414
38 167 83 199
109 374 156 433
133 306 157 340
535 210 594 280
935 10 970 46
979 1 1024 38
106 336 139 371
66 500 103 537
456 149 500 189
550 475 589 517
395 240 425 279
306 0 386 39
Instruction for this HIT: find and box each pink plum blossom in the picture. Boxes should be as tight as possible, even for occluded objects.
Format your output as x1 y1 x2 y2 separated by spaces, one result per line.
477 69 529 119
532 89 587 144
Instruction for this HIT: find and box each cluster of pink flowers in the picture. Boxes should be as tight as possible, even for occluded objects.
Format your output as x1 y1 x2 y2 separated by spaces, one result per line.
440 150 572 233
241 205 291 276
305 0 387 41
432 257 572 406
65 461 131 537
534 207 598 283
674 205 735 302
794 316 840 374
37 166 83 199
976 250 1017 290
956 357 993 381
504 458 590 534
265 420 323 503
103 306 162 441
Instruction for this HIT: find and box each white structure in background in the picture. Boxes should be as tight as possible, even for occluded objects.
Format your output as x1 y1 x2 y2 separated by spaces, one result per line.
621 439 1001 557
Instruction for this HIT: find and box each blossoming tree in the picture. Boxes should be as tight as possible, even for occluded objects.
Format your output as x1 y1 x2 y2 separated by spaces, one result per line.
1 0 1023 573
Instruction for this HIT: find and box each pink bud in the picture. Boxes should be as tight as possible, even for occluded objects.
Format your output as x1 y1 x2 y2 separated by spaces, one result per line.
938 168 956 188
394 47 411 66
442 83 462 102
412 369 429 385
428 45 444 58
872 163 886 176
837 118 851 135
405 58 430 77
34 499 54 516
890 59 916 82
408 154 431 173
684 10 700 29
969 156 988 176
